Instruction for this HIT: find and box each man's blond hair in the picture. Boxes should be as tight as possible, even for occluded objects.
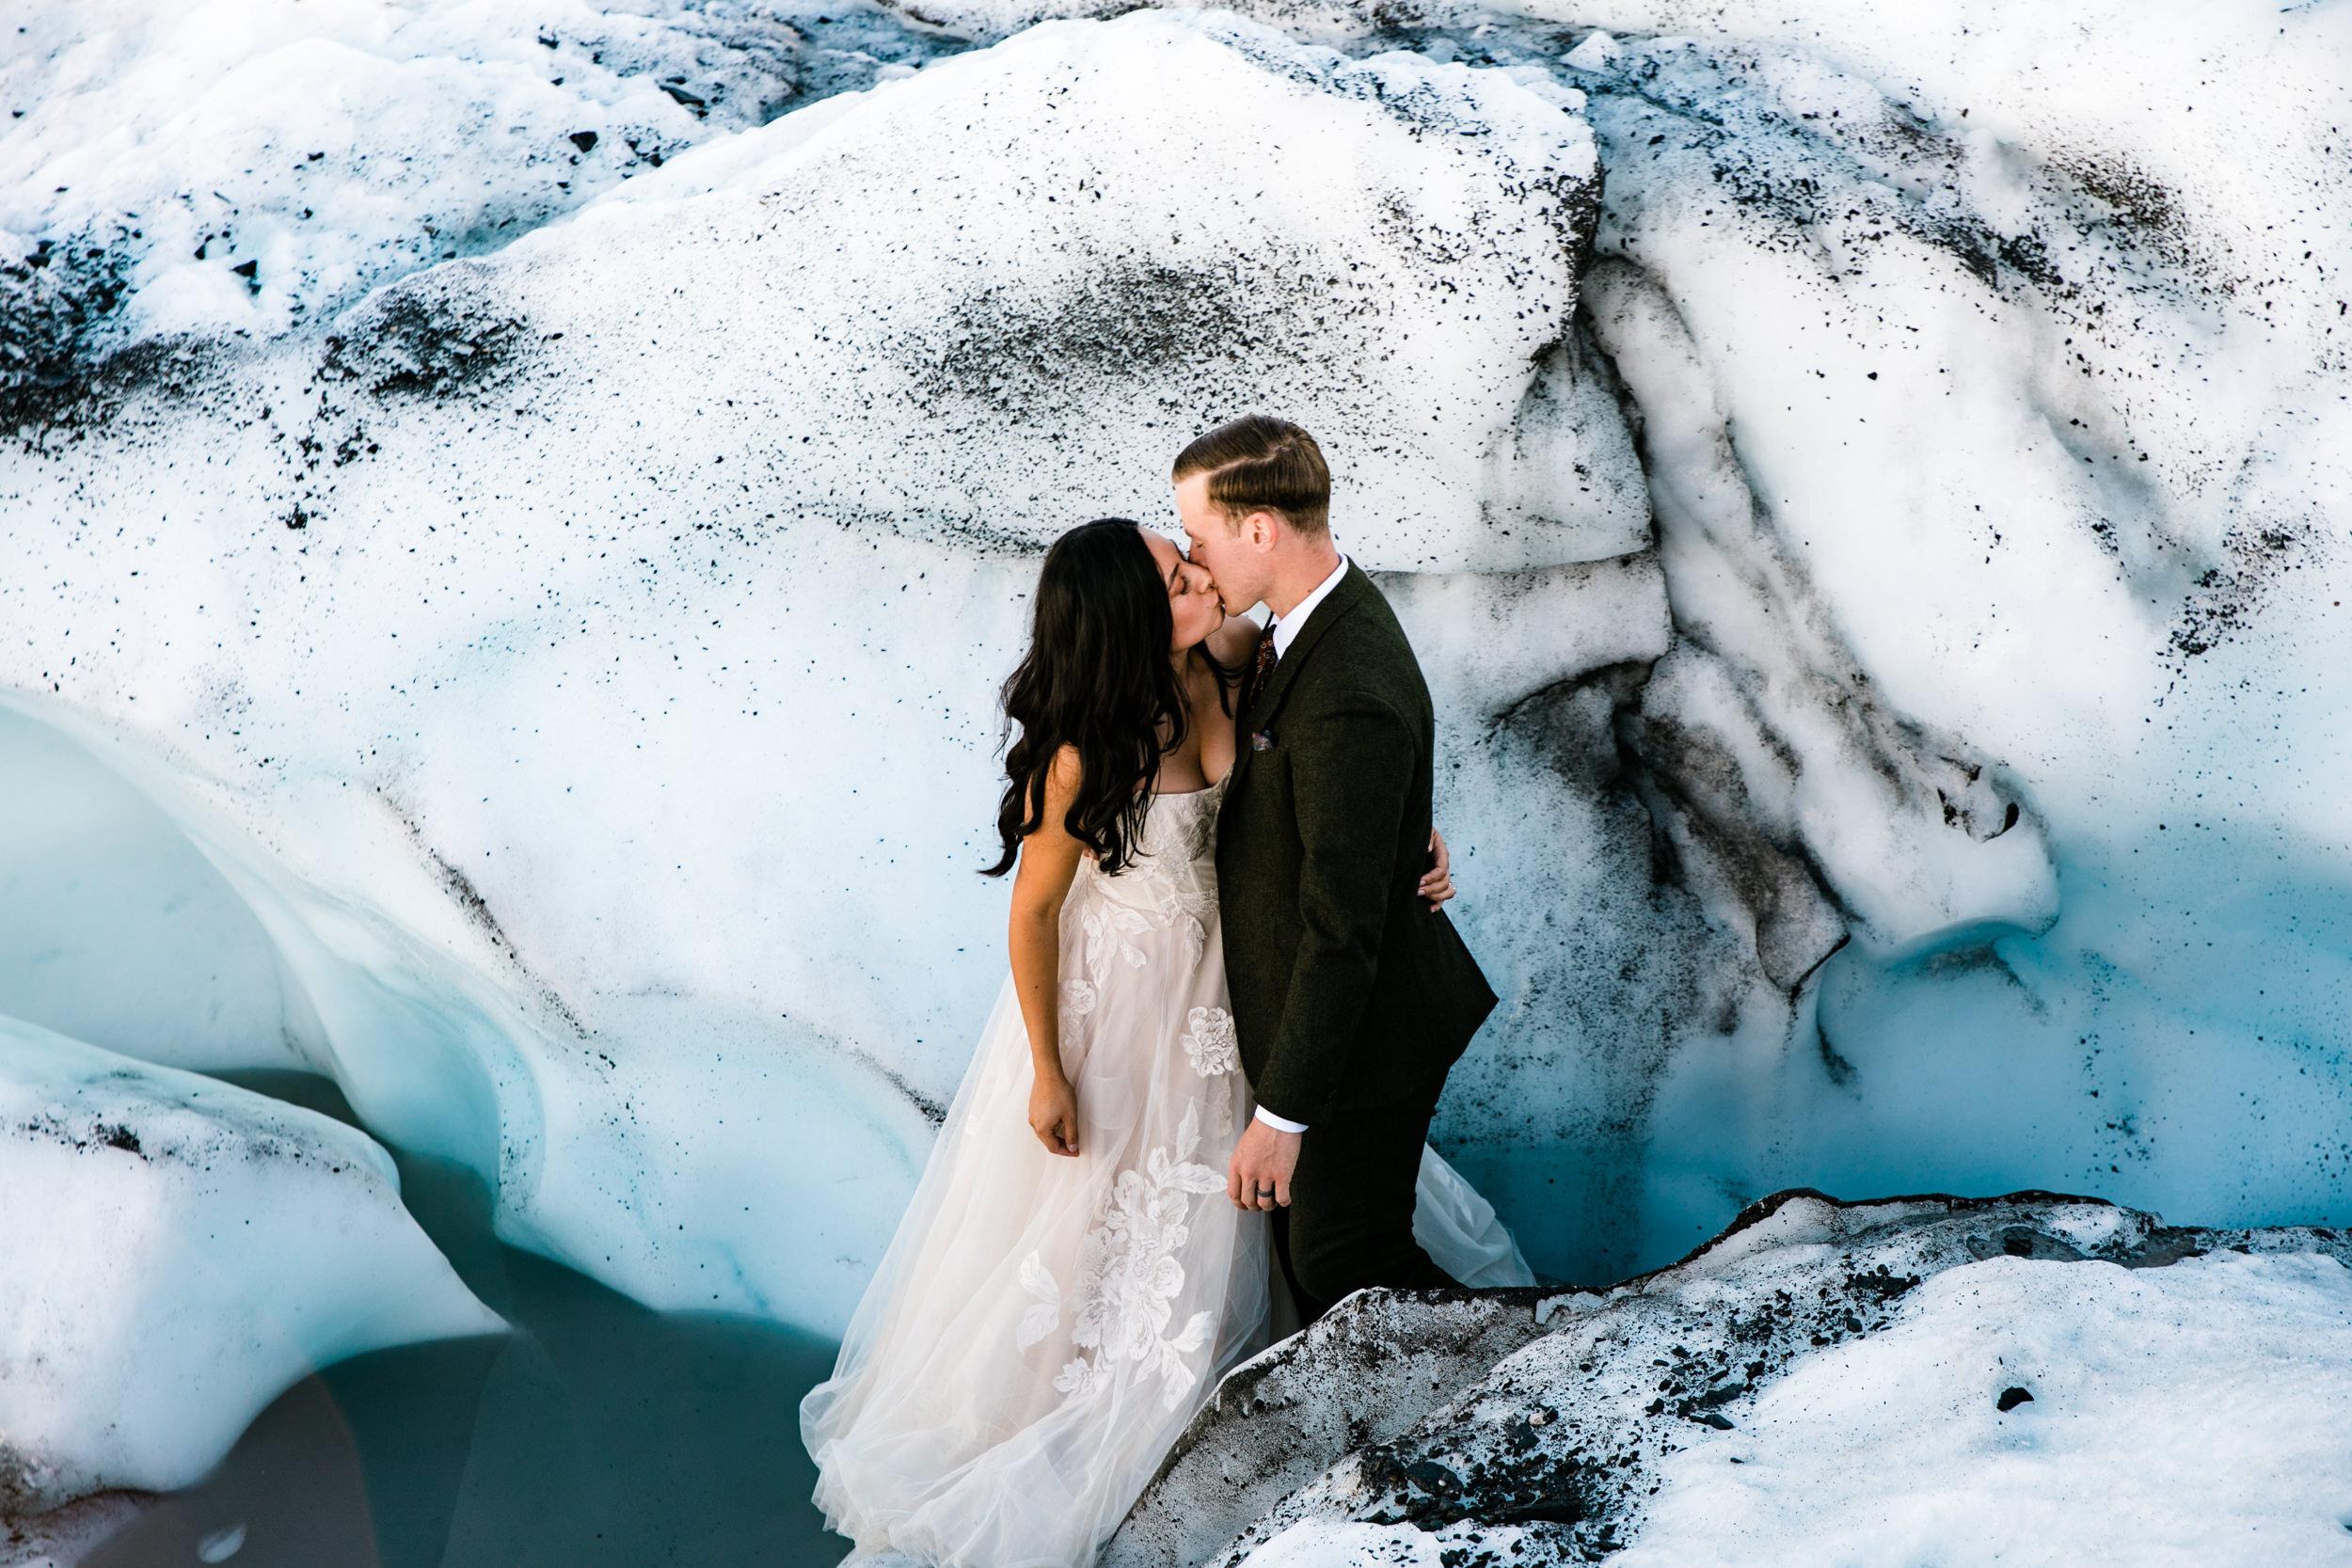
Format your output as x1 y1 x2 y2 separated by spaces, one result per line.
1171 414 1331 535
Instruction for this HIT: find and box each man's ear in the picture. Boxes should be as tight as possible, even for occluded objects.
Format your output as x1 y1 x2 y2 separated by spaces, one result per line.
1245 509 1282 551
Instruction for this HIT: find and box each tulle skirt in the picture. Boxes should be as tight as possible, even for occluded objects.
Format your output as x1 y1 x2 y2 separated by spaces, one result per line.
803 784 1529 1567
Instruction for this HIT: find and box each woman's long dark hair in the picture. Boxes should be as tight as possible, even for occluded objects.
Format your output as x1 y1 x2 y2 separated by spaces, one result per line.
985 519 1190 879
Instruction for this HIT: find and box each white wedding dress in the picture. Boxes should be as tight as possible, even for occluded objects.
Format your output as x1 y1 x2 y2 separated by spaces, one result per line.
801 776 1531 1568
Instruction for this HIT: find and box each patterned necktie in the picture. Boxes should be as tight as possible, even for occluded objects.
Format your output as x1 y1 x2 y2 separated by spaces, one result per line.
1245 622 1278 710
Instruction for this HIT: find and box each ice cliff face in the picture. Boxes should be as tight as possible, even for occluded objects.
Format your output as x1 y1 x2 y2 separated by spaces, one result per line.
1116 1192 2352 1566
3 0 2350 1481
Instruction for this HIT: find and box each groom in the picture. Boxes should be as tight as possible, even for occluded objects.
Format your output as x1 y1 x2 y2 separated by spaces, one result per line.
1174 415 1498 1321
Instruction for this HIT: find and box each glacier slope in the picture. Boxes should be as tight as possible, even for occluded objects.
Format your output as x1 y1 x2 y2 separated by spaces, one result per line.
0 691 938 1339
1532 8 2352 1257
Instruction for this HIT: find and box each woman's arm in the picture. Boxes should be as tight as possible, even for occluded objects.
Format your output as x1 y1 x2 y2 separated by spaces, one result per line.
1009 746 1088 1155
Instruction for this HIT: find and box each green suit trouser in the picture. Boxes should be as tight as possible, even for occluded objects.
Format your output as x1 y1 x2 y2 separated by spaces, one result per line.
1273 1071 1458 1319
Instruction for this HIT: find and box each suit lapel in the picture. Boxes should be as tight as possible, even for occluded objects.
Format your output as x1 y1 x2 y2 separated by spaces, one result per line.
1241 563 1371 732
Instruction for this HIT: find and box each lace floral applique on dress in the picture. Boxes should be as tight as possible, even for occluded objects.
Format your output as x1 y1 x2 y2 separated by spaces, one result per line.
1068 782 1221 985
1057 978 1098 1053
1180 1007 1238 1078
1081 905 1152 975
1180 1006 1238 1136
1142 791 1220 974
805 774 1264 1568
1012 1101 1228 1411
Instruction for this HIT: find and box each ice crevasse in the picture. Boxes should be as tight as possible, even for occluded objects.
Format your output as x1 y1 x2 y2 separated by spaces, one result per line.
3 0 2352 1514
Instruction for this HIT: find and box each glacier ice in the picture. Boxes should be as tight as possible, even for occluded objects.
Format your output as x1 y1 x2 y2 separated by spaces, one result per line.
0 691 939 1342
1615 1249 2352 1564
0 7 1609 1369
0 1015 501 1511
1523 1 2352 1266
1134 1192 2352 1564
2 0 2352 1477
0 0 974 375
1106 1291 1559 1568
0 701 300 1071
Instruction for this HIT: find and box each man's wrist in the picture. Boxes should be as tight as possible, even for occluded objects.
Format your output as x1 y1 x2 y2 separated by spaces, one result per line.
1253 1105 1309 1134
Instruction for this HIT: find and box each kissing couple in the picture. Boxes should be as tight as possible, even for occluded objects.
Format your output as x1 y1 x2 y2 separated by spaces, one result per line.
802 416 1532 1568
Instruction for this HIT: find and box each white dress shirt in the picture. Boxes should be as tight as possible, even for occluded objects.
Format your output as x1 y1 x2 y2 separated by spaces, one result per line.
1250 552 1348 1137
1268 553 1348 659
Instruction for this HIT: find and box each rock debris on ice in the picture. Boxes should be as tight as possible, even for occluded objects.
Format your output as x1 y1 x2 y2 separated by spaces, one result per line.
1132 1190 2352 1566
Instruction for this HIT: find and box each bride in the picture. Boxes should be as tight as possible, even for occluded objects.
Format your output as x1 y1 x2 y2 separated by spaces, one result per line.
800 518 1529 1568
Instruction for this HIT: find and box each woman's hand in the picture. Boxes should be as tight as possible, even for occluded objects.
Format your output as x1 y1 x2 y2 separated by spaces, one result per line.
1030 1071 1081 1156
1420 828 1456 912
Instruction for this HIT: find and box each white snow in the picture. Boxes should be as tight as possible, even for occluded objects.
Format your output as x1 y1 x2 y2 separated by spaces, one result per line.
1242 1521 1455 1568
1197 1196 2352 1566
1237 1254 2352 1567
1616 1251 2352 1566
0 0 803 348
0 1014 501 1510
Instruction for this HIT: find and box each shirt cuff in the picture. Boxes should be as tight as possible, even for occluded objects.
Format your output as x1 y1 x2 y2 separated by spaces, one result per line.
1253 1105 1309 1134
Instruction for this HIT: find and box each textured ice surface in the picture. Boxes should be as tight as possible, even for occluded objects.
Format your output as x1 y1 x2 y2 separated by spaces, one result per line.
0 8 1600 1343
0 692 938 1341
1107 1290 1556 1568
5 0 2352 1370
1614 1251 2352 1565
1522 0 2352 1271
0 1016 500 1511
1145 1192 2352 1565
0 0 976 396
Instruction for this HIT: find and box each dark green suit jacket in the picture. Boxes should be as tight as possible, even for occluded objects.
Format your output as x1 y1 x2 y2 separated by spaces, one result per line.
1216 563 1497 1126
